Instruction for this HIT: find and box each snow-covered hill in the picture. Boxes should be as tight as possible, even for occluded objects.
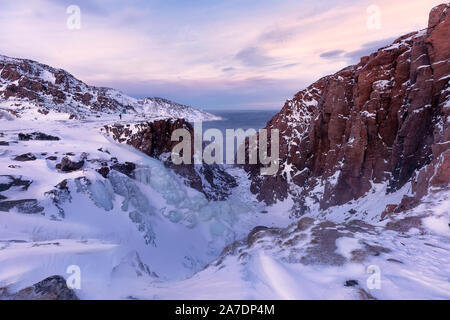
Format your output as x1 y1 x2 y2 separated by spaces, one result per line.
0 55 220 122
0 118 289 299
0 3 449 301
0 118 448 300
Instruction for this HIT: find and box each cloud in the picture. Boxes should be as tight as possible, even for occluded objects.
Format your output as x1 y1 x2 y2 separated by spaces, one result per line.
319 37 398 64
0 0 443 110
222 67 236 72
320 50 346 59
343 37 397 62
235 47 276 67
258 26 298 43
99 77 307 109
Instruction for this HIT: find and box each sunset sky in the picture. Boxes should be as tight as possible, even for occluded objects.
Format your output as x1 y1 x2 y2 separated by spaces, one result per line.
0 0 443 109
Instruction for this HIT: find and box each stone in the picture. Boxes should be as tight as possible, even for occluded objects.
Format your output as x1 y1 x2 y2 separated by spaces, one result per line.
14 153 37 161
97 166 110 178
56 157 84 172
103 119 238 201
344 280 359 287
0 276 78 300
18 132 60 141
111 162 136 178
0 199 44 214
0 175 32 192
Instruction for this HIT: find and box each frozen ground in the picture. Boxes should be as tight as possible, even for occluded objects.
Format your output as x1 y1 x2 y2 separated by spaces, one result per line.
0 118 449 300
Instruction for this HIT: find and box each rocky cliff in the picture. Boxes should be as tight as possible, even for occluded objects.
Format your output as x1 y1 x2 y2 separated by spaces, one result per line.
246 3 450 216
102 120 238 201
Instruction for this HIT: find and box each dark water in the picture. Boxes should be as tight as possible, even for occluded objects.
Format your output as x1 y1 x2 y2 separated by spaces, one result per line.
198 109 279 163
202 109 278 133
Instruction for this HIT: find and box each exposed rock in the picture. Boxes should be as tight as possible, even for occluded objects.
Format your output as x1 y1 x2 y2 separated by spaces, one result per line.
297 217 315 231
18 132 60 141
13 153 36 161
44 180 71 218
56 156 84 172
245 4 450 217
0 276 78 300
111 162 136 178
300 221 349 266
0 199 44 214
247 226 281 247
0 175 32 192
344 280 359 287
214 218 394 271
385 215 425 233
103 119 191 157
0 141 9 146
103 119 238 201
112 251 158 279
381 204 398 220
97 166 110 178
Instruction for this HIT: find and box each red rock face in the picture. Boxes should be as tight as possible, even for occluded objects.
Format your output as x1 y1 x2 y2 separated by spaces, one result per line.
102 119 238 201
103 119 191 157
246 4 450 215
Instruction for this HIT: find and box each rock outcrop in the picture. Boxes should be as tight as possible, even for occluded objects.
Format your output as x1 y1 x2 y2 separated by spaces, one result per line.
0 199 44 214
246 4 450 216
56 156 85 172
0 276 79 300
18 132 60 141
102 119 237 200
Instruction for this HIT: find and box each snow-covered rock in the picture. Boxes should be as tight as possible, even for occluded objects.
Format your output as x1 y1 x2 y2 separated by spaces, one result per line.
0 54 220 122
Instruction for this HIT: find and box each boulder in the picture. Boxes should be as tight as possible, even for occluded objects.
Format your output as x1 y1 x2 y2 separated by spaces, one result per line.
14 153 37 162
56 157 84 172
0 276 78 300
0 199 44 214
18 132 60 141
0 175 32 192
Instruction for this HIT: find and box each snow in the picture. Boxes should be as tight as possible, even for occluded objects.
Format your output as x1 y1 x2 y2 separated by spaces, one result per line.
0 54 221 122
145 190 450 300
0 117 292 298
423 215 450 236
40 70 56 84
0 108 449 299
373 80 391 90
335 237 362 260
255 252 307 300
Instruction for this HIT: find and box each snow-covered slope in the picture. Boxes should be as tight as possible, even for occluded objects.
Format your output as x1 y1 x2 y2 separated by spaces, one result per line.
0 118 288 299
0 3 449 300
140 97 221 122
0 116 449 300
0 54 220 122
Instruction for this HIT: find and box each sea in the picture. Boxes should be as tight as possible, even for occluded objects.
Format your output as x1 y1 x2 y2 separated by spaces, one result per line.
202 109 278 133
199 109 279 163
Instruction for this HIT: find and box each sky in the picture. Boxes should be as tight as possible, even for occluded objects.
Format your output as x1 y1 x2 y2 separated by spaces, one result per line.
0 0 443 110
